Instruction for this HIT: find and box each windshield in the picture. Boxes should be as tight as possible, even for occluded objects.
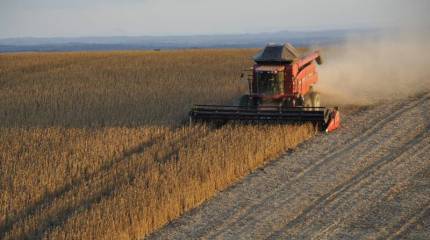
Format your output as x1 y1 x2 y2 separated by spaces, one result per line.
255 71 284 95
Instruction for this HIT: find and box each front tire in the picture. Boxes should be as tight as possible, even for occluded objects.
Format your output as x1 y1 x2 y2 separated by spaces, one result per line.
304 95 312 108
239 95 258 108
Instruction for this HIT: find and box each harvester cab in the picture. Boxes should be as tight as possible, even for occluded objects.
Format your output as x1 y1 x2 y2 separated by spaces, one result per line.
189 42 340 132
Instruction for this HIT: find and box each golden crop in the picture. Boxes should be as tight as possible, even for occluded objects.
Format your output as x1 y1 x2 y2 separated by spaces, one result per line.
0 49 314 239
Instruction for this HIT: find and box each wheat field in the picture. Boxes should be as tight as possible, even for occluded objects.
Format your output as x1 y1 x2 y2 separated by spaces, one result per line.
0 49 315 239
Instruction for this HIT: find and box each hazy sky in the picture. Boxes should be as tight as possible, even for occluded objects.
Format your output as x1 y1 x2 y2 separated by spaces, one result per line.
1 0 429 38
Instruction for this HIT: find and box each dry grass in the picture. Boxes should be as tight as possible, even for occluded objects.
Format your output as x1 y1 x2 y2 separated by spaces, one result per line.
0 50 254 127
0 49 315 239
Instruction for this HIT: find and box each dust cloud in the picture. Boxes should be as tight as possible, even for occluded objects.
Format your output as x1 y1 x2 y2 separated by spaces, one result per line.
316 32 430 106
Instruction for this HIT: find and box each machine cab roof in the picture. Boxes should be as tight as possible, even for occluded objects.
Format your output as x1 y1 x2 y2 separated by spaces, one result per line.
253 43 300 64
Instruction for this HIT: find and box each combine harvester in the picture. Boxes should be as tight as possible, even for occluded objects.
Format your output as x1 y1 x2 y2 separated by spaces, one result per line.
189 43 340 132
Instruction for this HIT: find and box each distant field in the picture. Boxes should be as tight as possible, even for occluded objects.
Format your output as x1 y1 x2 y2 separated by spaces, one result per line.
0 50 314 239
0 50 255 127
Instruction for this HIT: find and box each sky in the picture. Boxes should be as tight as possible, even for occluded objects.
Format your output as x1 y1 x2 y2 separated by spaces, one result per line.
1 0 429 38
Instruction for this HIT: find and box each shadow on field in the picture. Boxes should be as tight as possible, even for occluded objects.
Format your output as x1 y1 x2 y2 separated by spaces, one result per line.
0 133 164 238
1 125 216 239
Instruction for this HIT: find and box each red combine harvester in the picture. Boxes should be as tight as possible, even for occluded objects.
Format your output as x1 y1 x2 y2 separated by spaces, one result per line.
189 43 340 132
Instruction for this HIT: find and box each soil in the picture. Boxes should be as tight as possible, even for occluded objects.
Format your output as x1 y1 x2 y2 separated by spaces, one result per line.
148 93 430 240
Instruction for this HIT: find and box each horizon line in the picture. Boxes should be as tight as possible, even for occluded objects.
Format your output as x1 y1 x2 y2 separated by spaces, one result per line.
0 27 380 41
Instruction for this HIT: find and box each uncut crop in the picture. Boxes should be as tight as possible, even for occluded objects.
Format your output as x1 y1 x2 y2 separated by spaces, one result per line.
0 50 315 239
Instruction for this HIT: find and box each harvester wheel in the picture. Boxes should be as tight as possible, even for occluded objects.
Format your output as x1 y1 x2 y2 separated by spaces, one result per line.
239 95 258 108
239 95 250 107
304 95 312 108
310 92 321 107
